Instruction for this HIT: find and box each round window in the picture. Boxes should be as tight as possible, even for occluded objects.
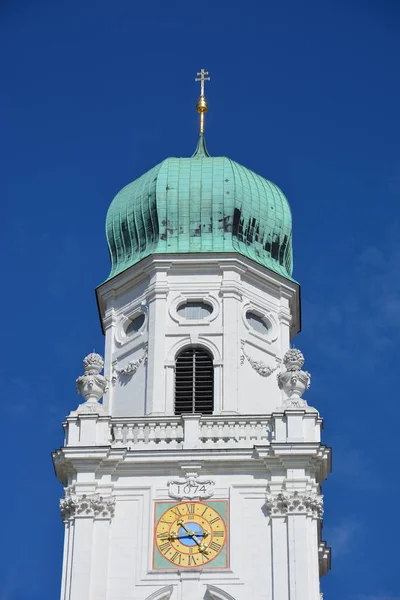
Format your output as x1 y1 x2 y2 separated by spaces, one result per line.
126 313 145 335
246 311 270 335
177 301 213 320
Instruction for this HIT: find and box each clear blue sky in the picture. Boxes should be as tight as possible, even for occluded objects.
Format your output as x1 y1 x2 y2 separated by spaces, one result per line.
1 0 399 598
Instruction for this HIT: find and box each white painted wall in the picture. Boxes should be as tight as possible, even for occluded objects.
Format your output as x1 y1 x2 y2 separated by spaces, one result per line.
58 469 326 600
97 254 300 417
56 410 330 600
54 252 331 600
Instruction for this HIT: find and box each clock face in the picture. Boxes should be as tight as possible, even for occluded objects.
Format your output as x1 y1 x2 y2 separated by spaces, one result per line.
153 500 228 569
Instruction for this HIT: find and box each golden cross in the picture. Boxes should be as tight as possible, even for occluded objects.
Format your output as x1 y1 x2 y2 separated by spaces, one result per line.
195 69 210 134
195 69 210 97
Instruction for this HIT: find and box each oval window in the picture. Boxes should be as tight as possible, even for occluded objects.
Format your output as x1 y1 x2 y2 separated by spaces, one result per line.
177 301 213 320
126 313 145 335
246 311 270 335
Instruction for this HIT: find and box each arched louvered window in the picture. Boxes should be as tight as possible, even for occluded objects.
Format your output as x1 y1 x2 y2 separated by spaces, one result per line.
174 347 214 415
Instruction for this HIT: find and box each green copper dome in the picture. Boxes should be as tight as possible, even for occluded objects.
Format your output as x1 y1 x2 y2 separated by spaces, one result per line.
106 136 293 280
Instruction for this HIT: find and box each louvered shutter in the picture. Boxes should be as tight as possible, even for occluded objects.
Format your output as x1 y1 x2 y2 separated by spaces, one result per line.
174 347 214 415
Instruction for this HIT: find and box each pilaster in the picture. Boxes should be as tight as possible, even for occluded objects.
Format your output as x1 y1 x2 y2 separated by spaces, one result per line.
145 266 169 414
266 491 323 600
59 492 115 600
270 515 289 600
219 265 244 414
178 569 202 600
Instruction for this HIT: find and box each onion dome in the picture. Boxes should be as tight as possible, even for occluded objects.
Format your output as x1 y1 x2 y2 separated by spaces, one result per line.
106 69 293 281
105 134 293 281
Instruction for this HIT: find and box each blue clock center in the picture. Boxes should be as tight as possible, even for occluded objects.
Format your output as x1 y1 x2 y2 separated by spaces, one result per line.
177 522 204 547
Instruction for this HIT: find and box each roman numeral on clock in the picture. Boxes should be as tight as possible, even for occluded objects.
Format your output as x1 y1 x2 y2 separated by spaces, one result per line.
171 551 182 564
159 542 171 555
212 530 224 537
186 503 195 514
170 507 182 517
209 517 220 524
188 555 197 566
209 541 222 552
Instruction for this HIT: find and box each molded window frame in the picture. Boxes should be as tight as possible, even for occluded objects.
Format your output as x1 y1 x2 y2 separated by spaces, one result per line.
241 303 278 345
115 302 148 346
169 293 219 326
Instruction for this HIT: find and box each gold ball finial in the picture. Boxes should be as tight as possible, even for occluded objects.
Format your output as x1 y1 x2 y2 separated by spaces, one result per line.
196 95 208 114
195 68 210 134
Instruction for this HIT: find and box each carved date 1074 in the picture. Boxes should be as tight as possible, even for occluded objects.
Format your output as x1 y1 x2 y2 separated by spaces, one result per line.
167 474 215 500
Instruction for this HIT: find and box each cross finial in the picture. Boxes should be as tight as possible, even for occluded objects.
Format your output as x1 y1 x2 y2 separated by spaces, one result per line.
195 68 210 97
195 68 210 134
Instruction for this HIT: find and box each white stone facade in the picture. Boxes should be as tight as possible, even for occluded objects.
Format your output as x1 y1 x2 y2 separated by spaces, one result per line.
53 252 331 600
97 253 300 417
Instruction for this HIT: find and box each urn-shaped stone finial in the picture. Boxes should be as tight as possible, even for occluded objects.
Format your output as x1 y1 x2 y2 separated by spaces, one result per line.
282 348 304 371
277 348 311 406
76 353 108 407
83 353 104 376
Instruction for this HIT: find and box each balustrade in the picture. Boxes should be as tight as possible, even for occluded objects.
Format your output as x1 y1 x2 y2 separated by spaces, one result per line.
111 417 184 448
109 415 273 449
199 416 273 447
65 413 274 448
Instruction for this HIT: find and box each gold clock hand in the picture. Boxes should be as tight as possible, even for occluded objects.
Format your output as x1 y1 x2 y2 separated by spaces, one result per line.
176 519 209 554
158 531 177 541
176 519 200 542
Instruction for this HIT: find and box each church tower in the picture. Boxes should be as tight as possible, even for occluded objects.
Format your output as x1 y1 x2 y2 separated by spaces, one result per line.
53 71 331 600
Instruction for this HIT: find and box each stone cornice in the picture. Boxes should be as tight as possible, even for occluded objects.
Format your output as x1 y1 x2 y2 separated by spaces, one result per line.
60 492 115 522
260 443 331 482
266 491 323 518
96 253 299 310
53 443 331 485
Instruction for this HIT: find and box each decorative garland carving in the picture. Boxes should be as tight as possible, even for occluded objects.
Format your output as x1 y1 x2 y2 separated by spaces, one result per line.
240 340 279 377
111 344 148 385
265 491 323 518
168 472 215 500
60 493 115 522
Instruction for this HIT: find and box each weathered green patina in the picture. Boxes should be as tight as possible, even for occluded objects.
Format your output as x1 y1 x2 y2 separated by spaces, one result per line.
106 135 293 280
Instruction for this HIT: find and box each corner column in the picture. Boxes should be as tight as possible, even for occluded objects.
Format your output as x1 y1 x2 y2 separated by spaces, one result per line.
59 493 115 600
219 265 244 414
270 512 289 600
266 491 323 600
145 266 169 414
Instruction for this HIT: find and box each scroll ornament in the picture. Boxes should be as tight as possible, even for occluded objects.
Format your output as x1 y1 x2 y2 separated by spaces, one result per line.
168 472 215 500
